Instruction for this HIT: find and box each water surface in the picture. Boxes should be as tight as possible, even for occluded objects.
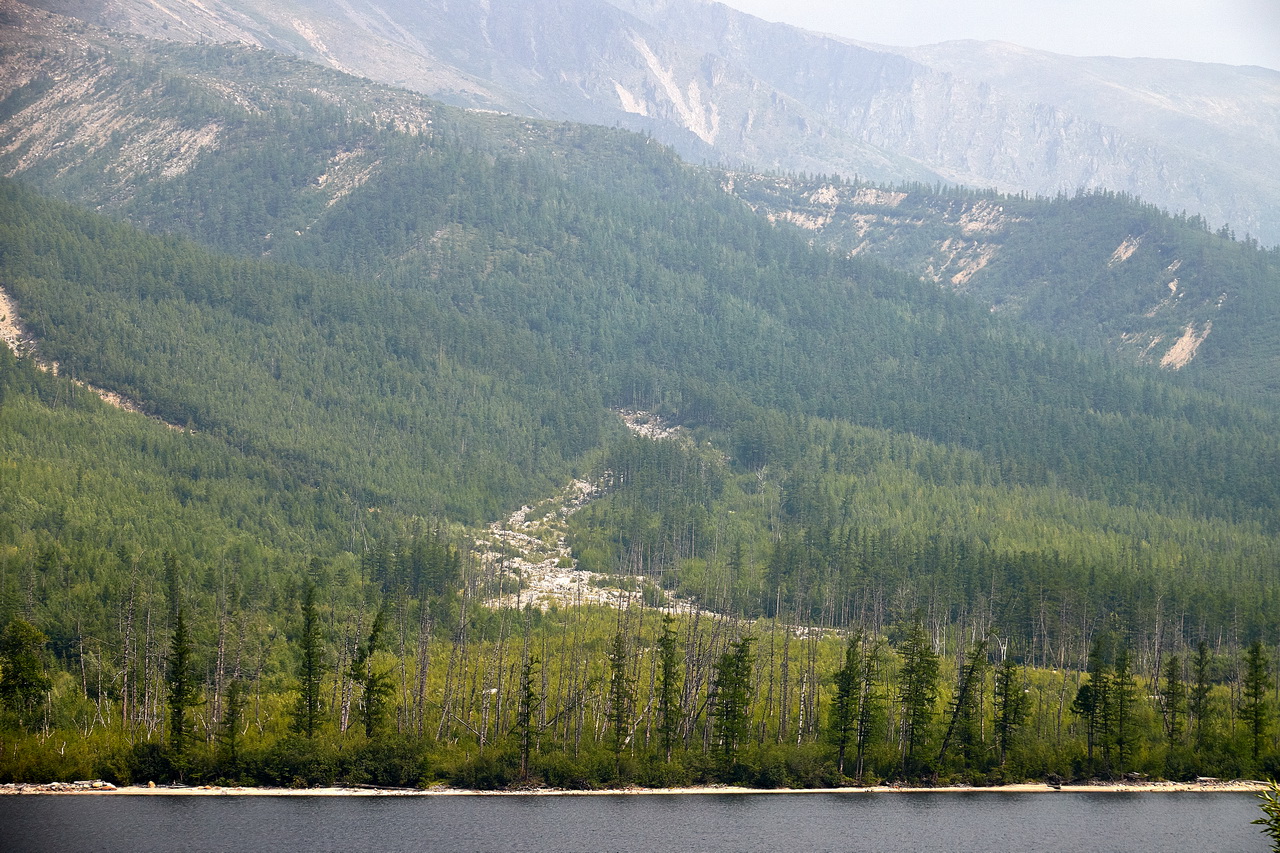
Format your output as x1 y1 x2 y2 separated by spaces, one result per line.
2 791 1268 852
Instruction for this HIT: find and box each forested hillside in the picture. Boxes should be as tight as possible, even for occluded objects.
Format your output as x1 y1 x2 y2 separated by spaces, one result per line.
730 175 1280 404
0 13 1277 789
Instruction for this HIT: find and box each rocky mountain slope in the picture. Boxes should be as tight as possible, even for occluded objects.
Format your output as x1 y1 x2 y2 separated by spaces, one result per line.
20 0 1280 245
727 173 1280 401
4 0 1277 403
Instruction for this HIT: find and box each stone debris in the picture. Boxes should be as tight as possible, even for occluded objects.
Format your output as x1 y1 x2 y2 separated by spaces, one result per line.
615 409 682 441
475 411 714 615
1 780 117 794
1107 234 1142 267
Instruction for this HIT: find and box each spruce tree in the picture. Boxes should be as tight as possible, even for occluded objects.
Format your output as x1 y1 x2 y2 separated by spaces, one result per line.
218 678 247 772
1111 646 1136 774
349 607 392 739
993 652 1027 768
1242 640 1273 763
829 634 864 779
656 615 682 762
515 654 541 782
1190 640 1213 754
1073 634 1114 773
939 638 988 771
167 607 199 761
897 618 939 778
1160 654 1187 748
291 583 326 739
852 639 881 783
711 637 754 777
607 626 634 773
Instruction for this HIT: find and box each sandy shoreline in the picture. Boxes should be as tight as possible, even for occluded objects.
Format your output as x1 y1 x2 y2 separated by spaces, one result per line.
4 780 1268 796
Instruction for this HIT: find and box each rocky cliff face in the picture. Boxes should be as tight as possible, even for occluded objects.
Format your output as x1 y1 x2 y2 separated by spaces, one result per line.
22 0 1279 244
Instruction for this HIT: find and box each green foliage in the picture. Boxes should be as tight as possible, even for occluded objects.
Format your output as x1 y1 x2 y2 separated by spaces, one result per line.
993 652 1028 767
1243 641 1274 764
0 33 1277 794
348 607 393 739
1256 782 1280 853
655 615 682 762
896 619 939 778
291 584 326 739
736 176 1280 407
0 618 52 728
166 607 198 759
710 637 754 778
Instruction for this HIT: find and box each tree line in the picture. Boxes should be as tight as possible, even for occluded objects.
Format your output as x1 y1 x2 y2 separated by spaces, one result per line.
2 547 1275 789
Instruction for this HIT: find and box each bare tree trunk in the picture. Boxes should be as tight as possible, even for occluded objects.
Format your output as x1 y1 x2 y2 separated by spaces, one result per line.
414 601 434 737
778 615 792 744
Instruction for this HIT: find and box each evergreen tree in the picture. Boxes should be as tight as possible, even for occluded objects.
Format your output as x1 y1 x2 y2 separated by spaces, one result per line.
1242 640 1273 763
514 654 541 782
1073 635 1114 773
897 618 939 778
829 633 865 778
218 679 247 772
656 615 682 762
607 626 634 771
939 638 988 770
1111 646 1137 773
0 619 52 729
852 639 881 783
710 637 754 777
349 607 393 739
291 583 326 739
1160 654 1187 749
1189 640 1214 754
992 652 1028 768
166 607 199 761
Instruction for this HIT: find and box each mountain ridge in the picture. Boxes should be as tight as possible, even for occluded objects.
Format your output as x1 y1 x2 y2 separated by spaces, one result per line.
19 0 1280 245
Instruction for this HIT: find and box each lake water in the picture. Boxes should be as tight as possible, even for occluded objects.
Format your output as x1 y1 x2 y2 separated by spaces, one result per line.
1 791 1269 852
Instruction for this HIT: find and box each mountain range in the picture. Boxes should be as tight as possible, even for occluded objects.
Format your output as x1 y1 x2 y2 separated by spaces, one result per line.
19 0 1280 247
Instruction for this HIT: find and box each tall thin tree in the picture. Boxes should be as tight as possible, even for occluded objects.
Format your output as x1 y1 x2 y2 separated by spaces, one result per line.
291 583 326 739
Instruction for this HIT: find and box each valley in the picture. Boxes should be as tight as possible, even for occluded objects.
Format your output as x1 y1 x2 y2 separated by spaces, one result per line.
0 0 1277 795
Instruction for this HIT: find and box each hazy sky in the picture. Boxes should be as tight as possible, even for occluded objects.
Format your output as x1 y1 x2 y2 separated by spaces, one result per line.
718 0 1280 71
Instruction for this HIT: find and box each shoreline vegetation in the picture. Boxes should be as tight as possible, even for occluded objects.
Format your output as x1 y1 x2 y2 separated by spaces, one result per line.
2 780 1268 796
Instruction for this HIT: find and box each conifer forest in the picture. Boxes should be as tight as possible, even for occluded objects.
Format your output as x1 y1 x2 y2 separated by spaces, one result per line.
1 22 1279 791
